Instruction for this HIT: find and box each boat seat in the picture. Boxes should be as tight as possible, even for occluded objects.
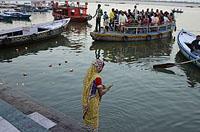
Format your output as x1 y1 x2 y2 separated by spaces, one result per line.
39 22 62 30
22 27 37 35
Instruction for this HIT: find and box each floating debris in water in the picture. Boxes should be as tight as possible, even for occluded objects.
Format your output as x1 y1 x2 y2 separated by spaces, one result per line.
16 83 19 86
58 63 61 66
22 83 24 86
69 69 73 72
0 82 3 85
49 64 52 67
3 60 12 63
23 73 27 76
65 61 68 63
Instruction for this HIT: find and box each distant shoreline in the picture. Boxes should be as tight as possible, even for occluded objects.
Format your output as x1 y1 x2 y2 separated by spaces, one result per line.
91 0 200 8
1 0 200 4
49 0 200 8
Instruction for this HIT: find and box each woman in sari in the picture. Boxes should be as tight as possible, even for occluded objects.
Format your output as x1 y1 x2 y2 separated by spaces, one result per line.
82 59 112 131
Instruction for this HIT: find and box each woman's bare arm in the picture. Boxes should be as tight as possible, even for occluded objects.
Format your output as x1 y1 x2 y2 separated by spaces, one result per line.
97 84 113 97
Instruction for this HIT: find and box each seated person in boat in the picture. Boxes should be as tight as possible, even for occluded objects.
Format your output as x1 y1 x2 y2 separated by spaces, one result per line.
168 12 175 23
191 35 200 53
163 13 170 24
126 15 133 26
103 11 109 32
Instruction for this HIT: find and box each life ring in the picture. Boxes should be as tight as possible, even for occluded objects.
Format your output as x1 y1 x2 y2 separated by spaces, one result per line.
146 35 151 41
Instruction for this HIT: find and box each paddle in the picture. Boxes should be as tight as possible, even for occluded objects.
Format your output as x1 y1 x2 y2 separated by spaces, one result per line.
153 57 200 69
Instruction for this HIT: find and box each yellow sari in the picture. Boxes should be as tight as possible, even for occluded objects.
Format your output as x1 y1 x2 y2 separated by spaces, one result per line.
82 64 101 129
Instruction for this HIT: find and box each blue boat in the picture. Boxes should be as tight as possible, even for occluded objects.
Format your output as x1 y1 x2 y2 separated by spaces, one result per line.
177 29 200 68
15 5 50 13
3 11 31 19
0 12 12 20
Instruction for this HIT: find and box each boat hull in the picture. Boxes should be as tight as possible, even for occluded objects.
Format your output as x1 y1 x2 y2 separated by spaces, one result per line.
90 23 175 42
177 29 200 68
52 12 91 22
90 31 172 42
0 19 70 47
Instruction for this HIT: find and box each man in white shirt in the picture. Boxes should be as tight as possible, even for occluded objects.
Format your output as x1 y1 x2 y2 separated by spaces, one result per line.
119 11 127 32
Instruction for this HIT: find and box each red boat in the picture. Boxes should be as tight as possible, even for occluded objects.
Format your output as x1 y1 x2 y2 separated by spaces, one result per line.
52 0 92 23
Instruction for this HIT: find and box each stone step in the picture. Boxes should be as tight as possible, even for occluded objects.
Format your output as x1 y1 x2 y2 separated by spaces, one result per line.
27 112 56 130
0 116 20 132
0 99 48 132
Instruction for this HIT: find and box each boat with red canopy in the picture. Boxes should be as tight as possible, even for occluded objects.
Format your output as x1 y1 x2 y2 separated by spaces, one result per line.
52 0 92 22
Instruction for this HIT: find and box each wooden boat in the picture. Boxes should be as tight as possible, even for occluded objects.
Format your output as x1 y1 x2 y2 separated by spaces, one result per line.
0 3 17 9
0 12 12 20
104 4 109 6
0 18 70 47
90 22 176 42
3 11 31 19
172 9 183 13
52 0 92 22
15 6 49 13
177 29 200 68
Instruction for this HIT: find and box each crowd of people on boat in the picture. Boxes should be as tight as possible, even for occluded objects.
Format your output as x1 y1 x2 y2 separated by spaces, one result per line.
93 4 175 33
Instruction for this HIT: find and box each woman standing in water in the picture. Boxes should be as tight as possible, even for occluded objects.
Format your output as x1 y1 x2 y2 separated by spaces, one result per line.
82 59 112 131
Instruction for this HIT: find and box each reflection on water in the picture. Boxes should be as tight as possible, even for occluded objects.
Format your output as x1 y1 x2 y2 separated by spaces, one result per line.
90 38 175 63
175 51 200 87
1 3 200 132
0 35 70 62
64 22 90 45
0 21 89 63
0 19 13 24
66 22 88 34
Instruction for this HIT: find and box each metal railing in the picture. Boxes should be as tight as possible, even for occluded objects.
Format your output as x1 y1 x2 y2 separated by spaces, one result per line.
123 23 176 34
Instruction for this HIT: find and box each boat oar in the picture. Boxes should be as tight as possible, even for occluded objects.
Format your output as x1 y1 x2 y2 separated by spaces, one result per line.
153 58 200 69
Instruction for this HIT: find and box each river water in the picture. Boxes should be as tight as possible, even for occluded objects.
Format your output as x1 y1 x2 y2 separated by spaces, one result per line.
0 2 200 132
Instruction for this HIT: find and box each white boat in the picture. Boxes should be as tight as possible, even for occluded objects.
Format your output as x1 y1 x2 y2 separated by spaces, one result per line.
177 29 200 68
0 18 70 47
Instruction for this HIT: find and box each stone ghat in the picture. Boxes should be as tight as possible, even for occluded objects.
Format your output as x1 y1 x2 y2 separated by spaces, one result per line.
0 85 83 132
